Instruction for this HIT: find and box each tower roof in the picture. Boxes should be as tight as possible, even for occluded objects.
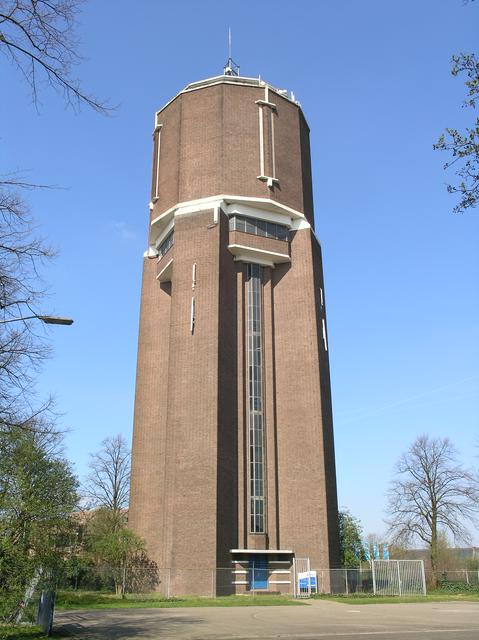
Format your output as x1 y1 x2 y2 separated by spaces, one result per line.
156 74 302 117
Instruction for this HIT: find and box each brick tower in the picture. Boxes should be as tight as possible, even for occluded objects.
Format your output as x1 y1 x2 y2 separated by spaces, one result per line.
129 70 340 596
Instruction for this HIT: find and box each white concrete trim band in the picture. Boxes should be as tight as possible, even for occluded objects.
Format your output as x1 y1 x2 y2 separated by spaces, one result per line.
230 549 293 554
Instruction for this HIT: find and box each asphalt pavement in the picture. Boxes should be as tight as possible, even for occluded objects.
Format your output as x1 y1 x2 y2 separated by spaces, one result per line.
54 599 479 640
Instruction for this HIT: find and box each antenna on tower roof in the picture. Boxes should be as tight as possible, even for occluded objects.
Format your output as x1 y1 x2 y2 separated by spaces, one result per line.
223 27 240 76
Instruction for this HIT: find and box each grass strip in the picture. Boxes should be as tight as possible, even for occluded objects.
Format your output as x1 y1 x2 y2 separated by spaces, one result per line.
312 592 479 605
55 591 304 610
0 626 52 640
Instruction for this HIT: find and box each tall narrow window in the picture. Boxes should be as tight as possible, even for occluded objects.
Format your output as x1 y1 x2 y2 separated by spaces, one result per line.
246 263 266 533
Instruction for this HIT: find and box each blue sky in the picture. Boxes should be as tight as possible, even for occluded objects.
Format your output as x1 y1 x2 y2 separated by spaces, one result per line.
3 0 479 543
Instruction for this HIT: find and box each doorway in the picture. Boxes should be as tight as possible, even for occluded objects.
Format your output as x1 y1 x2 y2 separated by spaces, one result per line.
249 554 268 590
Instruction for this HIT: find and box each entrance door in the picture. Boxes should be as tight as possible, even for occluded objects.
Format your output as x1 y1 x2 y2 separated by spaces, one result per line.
249 555 268 590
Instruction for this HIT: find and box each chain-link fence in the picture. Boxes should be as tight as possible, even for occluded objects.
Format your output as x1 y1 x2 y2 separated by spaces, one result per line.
58 566 292 598
438 570 479 585
55 560 426 598
305 562 425 596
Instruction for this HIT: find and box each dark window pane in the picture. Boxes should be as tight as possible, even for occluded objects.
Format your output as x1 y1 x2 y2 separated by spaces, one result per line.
257 219 267 237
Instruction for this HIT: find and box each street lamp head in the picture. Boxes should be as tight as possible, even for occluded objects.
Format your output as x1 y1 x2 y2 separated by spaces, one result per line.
38 316 74 326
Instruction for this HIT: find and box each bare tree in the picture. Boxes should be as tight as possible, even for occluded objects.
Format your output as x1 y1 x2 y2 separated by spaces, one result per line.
0 176 58 431
84 435 131 511
386 435 479 586
0 0 109 112
0 0 111 431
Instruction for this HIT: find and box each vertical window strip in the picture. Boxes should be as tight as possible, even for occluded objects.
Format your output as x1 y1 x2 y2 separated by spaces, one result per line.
154 126 162 199
247 263 266 533
190 297 196 334
192 263 197 291
322 318 328 351
258 105 265 177
270 110 276 179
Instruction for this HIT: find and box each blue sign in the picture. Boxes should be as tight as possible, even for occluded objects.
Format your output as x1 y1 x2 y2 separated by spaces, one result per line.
299 576 317 589
373 543 379 560
382 543 389 560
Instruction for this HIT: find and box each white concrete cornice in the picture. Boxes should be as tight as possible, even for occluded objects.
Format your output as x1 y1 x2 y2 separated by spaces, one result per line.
148 194 307 248
230 549 293 554
150 194 305 228
146 194 320 254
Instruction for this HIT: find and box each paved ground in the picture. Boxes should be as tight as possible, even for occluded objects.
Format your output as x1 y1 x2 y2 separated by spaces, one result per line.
54 600 479 640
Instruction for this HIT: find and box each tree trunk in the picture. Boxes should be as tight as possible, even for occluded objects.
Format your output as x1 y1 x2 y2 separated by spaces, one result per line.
121 563 127 599
430 521 438 589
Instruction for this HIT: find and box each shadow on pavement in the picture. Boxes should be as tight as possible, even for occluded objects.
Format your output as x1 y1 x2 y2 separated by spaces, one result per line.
54 609 205 639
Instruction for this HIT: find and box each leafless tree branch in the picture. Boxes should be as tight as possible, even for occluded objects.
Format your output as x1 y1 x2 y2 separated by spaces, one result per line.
83 435 131 511
0 0 111 113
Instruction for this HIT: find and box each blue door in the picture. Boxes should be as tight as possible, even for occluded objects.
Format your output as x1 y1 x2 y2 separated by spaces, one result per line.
249 555 268 589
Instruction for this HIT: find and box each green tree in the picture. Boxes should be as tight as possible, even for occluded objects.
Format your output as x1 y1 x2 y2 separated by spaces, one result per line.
386 435 479 587
435 53 479 213
0 426 78 620
338 510 365 568
85 508 148 598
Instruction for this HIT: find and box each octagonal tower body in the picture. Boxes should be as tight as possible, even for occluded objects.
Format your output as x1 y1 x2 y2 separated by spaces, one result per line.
129 74 340 596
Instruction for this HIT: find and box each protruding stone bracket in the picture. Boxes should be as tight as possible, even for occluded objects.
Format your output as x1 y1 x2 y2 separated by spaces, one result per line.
156 258 173 283
257 175 280 188
255 99 277 110
228 243 290 268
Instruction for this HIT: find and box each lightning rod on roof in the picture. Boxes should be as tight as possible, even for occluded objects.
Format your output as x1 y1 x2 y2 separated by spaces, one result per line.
224 27 240 76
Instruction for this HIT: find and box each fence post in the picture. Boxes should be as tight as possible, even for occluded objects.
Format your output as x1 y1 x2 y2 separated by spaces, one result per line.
292 559 296 598
211 569 216 598
371 561 377 595
308 558 311 598
396 561 402 596
167 569 170 599
344 569 348 594
420 560 427 596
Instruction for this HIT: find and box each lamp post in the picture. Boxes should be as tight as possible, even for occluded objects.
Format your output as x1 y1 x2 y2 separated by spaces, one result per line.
0 315 74 325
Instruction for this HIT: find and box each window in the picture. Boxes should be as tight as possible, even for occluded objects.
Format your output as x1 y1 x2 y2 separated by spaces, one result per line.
246 263 266 534
230 215 289 242
158 230 174 257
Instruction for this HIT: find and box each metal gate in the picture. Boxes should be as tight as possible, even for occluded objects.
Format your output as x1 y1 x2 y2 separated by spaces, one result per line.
293 558 317 597
372 560 426 596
